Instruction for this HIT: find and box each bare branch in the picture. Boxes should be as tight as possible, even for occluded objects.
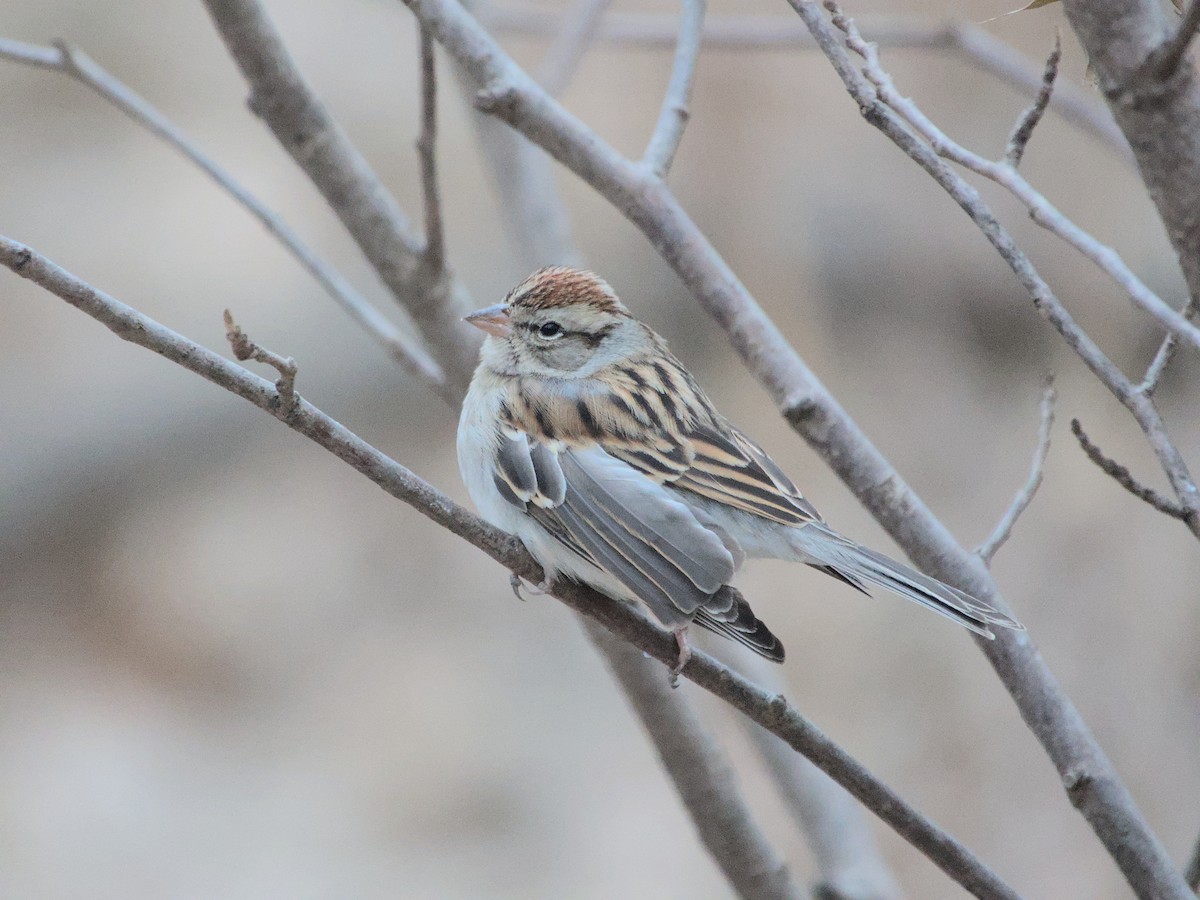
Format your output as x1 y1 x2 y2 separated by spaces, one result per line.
830 6 1200 359
1139 295 1198 396
977 379 1056 566
1070 419 1188 521
1004 32 1060 169
586 623 801 900
416 23 446 274
1 235 1020 900
643 0 706 179
475 7 1132 163
405 0 1194 894
223 309 299 416
535 0 613 97
1147 0 1200 81
0 37 447 395
201 0 478 393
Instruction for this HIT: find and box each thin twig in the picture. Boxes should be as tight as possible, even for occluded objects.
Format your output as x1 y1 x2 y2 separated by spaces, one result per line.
475 6 1132 164
0 36 447 395
409 1 1195 895
1004 32 1060 169
1147 0 1200 80
829 4 1200 359
1 234 1020 900
1139 295 1198 396
534 0 613 97
1070 419 1188 521
643 0 707 178
977 379 1056 566
202 0 478 393
223 309 299 416
416 22 446 274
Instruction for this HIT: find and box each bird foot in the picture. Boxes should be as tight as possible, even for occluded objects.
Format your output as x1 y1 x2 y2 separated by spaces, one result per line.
669 627 692 689
509 573 554 601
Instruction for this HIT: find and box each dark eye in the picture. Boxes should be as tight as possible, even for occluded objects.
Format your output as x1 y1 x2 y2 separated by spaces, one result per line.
538 321 562 338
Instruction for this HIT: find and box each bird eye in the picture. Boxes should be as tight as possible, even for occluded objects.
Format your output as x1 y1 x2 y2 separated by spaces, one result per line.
538 321 563 339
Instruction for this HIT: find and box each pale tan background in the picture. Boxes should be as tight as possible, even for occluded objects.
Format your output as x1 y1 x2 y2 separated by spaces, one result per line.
2 0 1198 897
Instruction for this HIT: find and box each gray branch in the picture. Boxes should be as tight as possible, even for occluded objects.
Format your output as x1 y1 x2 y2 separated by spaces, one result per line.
416 23 447 275
403 0 1191 896
643 0 706 179
977 379 1056 566
201 0 479 394
0 36 447 396
1 235 1019 900
1061 0 1200 309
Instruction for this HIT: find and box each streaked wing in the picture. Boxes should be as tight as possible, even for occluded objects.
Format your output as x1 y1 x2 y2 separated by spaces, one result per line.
492 433 737 623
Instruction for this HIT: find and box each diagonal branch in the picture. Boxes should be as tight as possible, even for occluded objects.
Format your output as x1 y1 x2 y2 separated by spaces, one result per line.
1070 420 1188 521
1004 32 1060 169
643 0 706 179
0 36 447 396
201 0 478 393
977 379 1056 566
417 23 446 275
831 9 1200 358
1 235 1020 900
403 1 1193 896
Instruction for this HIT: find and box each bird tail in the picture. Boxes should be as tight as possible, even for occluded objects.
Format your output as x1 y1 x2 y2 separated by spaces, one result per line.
694 585 785 663
795 524 1023 639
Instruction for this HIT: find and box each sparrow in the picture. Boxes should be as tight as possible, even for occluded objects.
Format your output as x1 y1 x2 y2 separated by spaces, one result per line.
457 266 1021 681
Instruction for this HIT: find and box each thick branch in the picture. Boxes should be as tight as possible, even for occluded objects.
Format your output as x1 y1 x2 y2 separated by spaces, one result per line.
643 0 706 178
405 1 1191 896
1 236 1019 900
0 37 447 396
201 0 478 393
1062 0 1200 308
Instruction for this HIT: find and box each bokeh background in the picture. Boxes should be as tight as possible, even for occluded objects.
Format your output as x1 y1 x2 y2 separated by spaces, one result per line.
2 0 1198 897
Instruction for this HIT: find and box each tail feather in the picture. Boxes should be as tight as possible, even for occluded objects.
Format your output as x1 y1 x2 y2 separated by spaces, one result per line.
694 585 785 663
801 526 1023 639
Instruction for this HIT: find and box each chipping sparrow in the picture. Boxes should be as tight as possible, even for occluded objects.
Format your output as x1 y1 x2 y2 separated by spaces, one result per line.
458 267 1021 680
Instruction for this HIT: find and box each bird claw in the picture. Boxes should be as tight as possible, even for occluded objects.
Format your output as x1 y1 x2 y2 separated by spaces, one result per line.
668 627 692 689
509 573 554 601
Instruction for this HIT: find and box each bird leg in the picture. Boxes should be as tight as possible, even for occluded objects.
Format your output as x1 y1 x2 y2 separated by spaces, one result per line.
669 626 692 688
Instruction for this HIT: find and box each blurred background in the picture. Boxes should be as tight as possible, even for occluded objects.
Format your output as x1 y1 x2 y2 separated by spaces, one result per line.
2 0 1198 896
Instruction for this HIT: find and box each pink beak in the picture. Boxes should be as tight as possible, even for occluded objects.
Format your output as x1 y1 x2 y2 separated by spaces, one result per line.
464 303 512 338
